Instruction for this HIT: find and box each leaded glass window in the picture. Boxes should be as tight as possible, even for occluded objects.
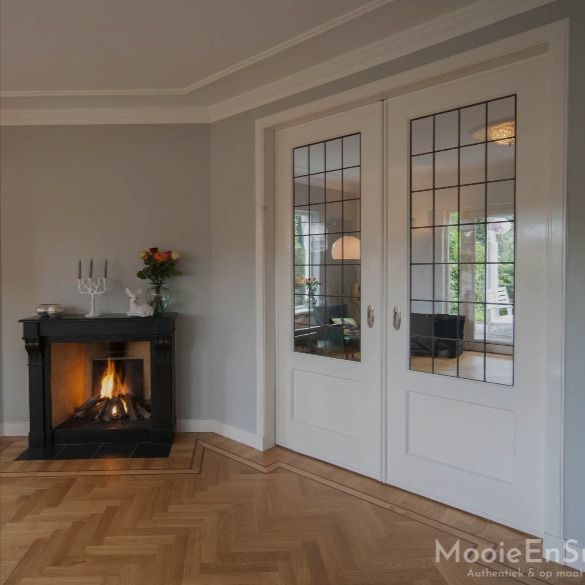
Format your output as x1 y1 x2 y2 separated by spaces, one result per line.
409 96 516 385
293 134 362 361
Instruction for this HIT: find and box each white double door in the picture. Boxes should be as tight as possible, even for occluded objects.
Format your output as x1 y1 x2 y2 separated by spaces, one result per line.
276 57 550 533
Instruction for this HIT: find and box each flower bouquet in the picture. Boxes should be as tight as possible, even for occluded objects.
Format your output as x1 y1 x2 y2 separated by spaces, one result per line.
137 248 181 314
303 276 320 306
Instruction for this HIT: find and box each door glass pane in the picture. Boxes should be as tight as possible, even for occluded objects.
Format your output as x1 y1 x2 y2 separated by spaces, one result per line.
412 190 433 227
294 176 309 206
326 138 342 171
411 227 433 263
293 134 362 361
411 116 433 155
435 188 458 225
435 110 458 151
412 154 433 191
409 96 516 385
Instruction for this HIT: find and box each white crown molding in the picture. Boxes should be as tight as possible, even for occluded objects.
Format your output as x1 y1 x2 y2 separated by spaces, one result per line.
0 88 180 99
179 0 396 96
0 106 209 126
0 0 555 125
0 0 395 99
208 0 554 121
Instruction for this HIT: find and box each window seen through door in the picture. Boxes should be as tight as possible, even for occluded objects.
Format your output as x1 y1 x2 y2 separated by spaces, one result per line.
293 134 361 361
409 96 516 385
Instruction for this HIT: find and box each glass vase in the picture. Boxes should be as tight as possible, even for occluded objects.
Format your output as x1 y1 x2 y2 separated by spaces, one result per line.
145 283 171 315
308 291 317 307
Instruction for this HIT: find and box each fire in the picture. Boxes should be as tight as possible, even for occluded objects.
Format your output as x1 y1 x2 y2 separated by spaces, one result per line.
74 358 150 423
98 359 129 399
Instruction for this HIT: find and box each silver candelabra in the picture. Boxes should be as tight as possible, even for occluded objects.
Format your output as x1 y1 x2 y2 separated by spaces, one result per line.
77 277 108 318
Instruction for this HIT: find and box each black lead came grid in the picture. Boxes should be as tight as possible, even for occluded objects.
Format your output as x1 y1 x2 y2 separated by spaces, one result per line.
292 133 362 361
409 95 516 385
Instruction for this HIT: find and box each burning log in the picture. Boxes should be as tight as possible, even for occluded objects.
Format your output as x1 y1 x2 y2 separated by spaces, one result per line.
101 399 113 423
110 396 124 420
135 399 151 421
84 398 107 420
94 398 110 422
120 394 137 422
73 395 104 418
75 393 151 423
102 396 123 422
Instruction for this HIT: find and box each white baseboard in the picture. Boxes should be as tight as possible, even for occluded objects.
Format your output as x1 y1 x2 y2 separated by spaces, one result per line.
0 422 29 436
0 419 265 451
543 533 585 571
568 551 585 572
177 419 265 451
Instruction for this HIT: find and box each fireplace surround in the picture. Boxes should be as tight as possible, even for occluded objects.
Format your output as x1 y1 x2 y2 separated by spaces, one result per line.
20 314 176 452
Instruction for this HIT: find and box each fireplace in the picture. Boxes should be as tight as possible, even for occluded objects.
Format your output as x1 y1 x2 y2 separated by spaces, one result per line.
20 314 176 453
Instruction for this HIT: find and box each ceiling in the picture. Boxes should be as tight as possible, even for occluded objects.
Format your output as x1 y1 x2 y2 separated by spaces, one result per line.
1 0 379 93
0 0 551 121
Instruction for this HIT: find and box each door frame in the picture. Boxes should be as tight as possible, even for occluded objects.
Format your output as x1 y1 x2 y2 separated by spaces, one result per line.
254 21 568 542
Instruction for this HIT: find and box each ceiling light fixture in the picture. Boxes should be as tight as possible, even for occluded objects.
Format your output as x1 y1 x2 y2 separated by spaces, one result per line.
473 120 515 146
331 235 360 260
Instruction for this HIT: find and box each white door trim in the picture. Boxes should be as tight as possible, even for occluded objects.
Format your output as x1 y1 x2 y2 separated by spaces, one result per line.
254 19 568 541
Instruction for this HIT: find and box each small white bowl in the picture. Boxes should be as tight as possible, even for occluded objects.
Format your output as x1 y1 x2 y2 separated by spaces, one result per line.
36 304 64 317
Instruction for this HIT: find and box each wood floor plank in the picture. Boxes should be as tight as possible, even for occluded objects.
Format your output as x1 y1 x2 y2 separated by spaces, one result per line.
0 435 582 585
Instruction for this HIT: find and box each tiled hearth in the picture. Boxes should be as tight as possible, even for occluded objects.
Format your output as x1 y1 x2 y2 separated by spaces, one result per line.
16 441 171 460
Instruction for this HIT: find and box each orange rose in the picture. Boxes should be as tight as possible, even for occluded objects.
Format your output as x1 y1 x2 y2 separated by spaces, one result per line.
154 251 167 262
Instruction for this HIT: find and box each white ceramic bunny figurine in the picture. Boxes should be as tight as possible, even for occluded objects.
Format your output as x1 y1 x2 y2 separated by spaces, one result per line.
126 288 154 317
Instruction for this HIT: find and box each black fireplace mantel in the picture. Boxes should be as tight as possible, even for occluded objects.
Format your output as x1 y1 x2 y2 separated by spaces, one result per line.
20 313 177 449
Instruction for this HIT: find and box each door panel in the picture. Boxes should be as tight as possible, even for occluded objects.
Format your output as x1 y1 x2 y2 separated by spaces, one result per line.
386 59 548 533
276 103 384 479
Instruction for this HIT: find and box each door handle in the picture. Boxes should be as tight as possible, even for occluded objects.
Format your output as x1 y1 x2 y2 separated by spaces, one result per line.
393 306 402 331
367 304 375 328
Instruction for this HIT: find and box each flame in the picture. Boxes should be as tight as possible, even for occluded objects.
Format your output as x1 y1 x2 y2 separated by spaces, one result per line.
98 359 129 399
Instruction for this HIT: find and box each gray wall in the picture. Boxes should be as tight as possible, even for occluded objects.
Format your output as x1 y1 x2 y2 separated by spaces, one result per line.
209 0 584 544
209 114 258 431
0 125 213 425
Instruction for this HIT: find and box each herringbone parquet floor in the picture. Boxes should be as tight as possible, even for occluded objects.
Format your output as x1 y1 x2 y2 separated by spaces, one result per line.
0 434 583 585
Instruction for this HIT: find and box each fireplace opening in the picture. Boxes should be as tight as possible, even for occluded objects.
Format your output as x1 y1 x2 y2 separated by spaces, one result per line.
50 341 151 433
71 357 150 423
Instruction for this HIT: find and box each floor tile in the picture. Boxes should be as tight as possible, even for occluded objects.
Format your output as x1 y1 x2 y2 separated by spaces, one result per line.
55 444 100 459
16 445 65 460
94 443 136 459
132 442 171 458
